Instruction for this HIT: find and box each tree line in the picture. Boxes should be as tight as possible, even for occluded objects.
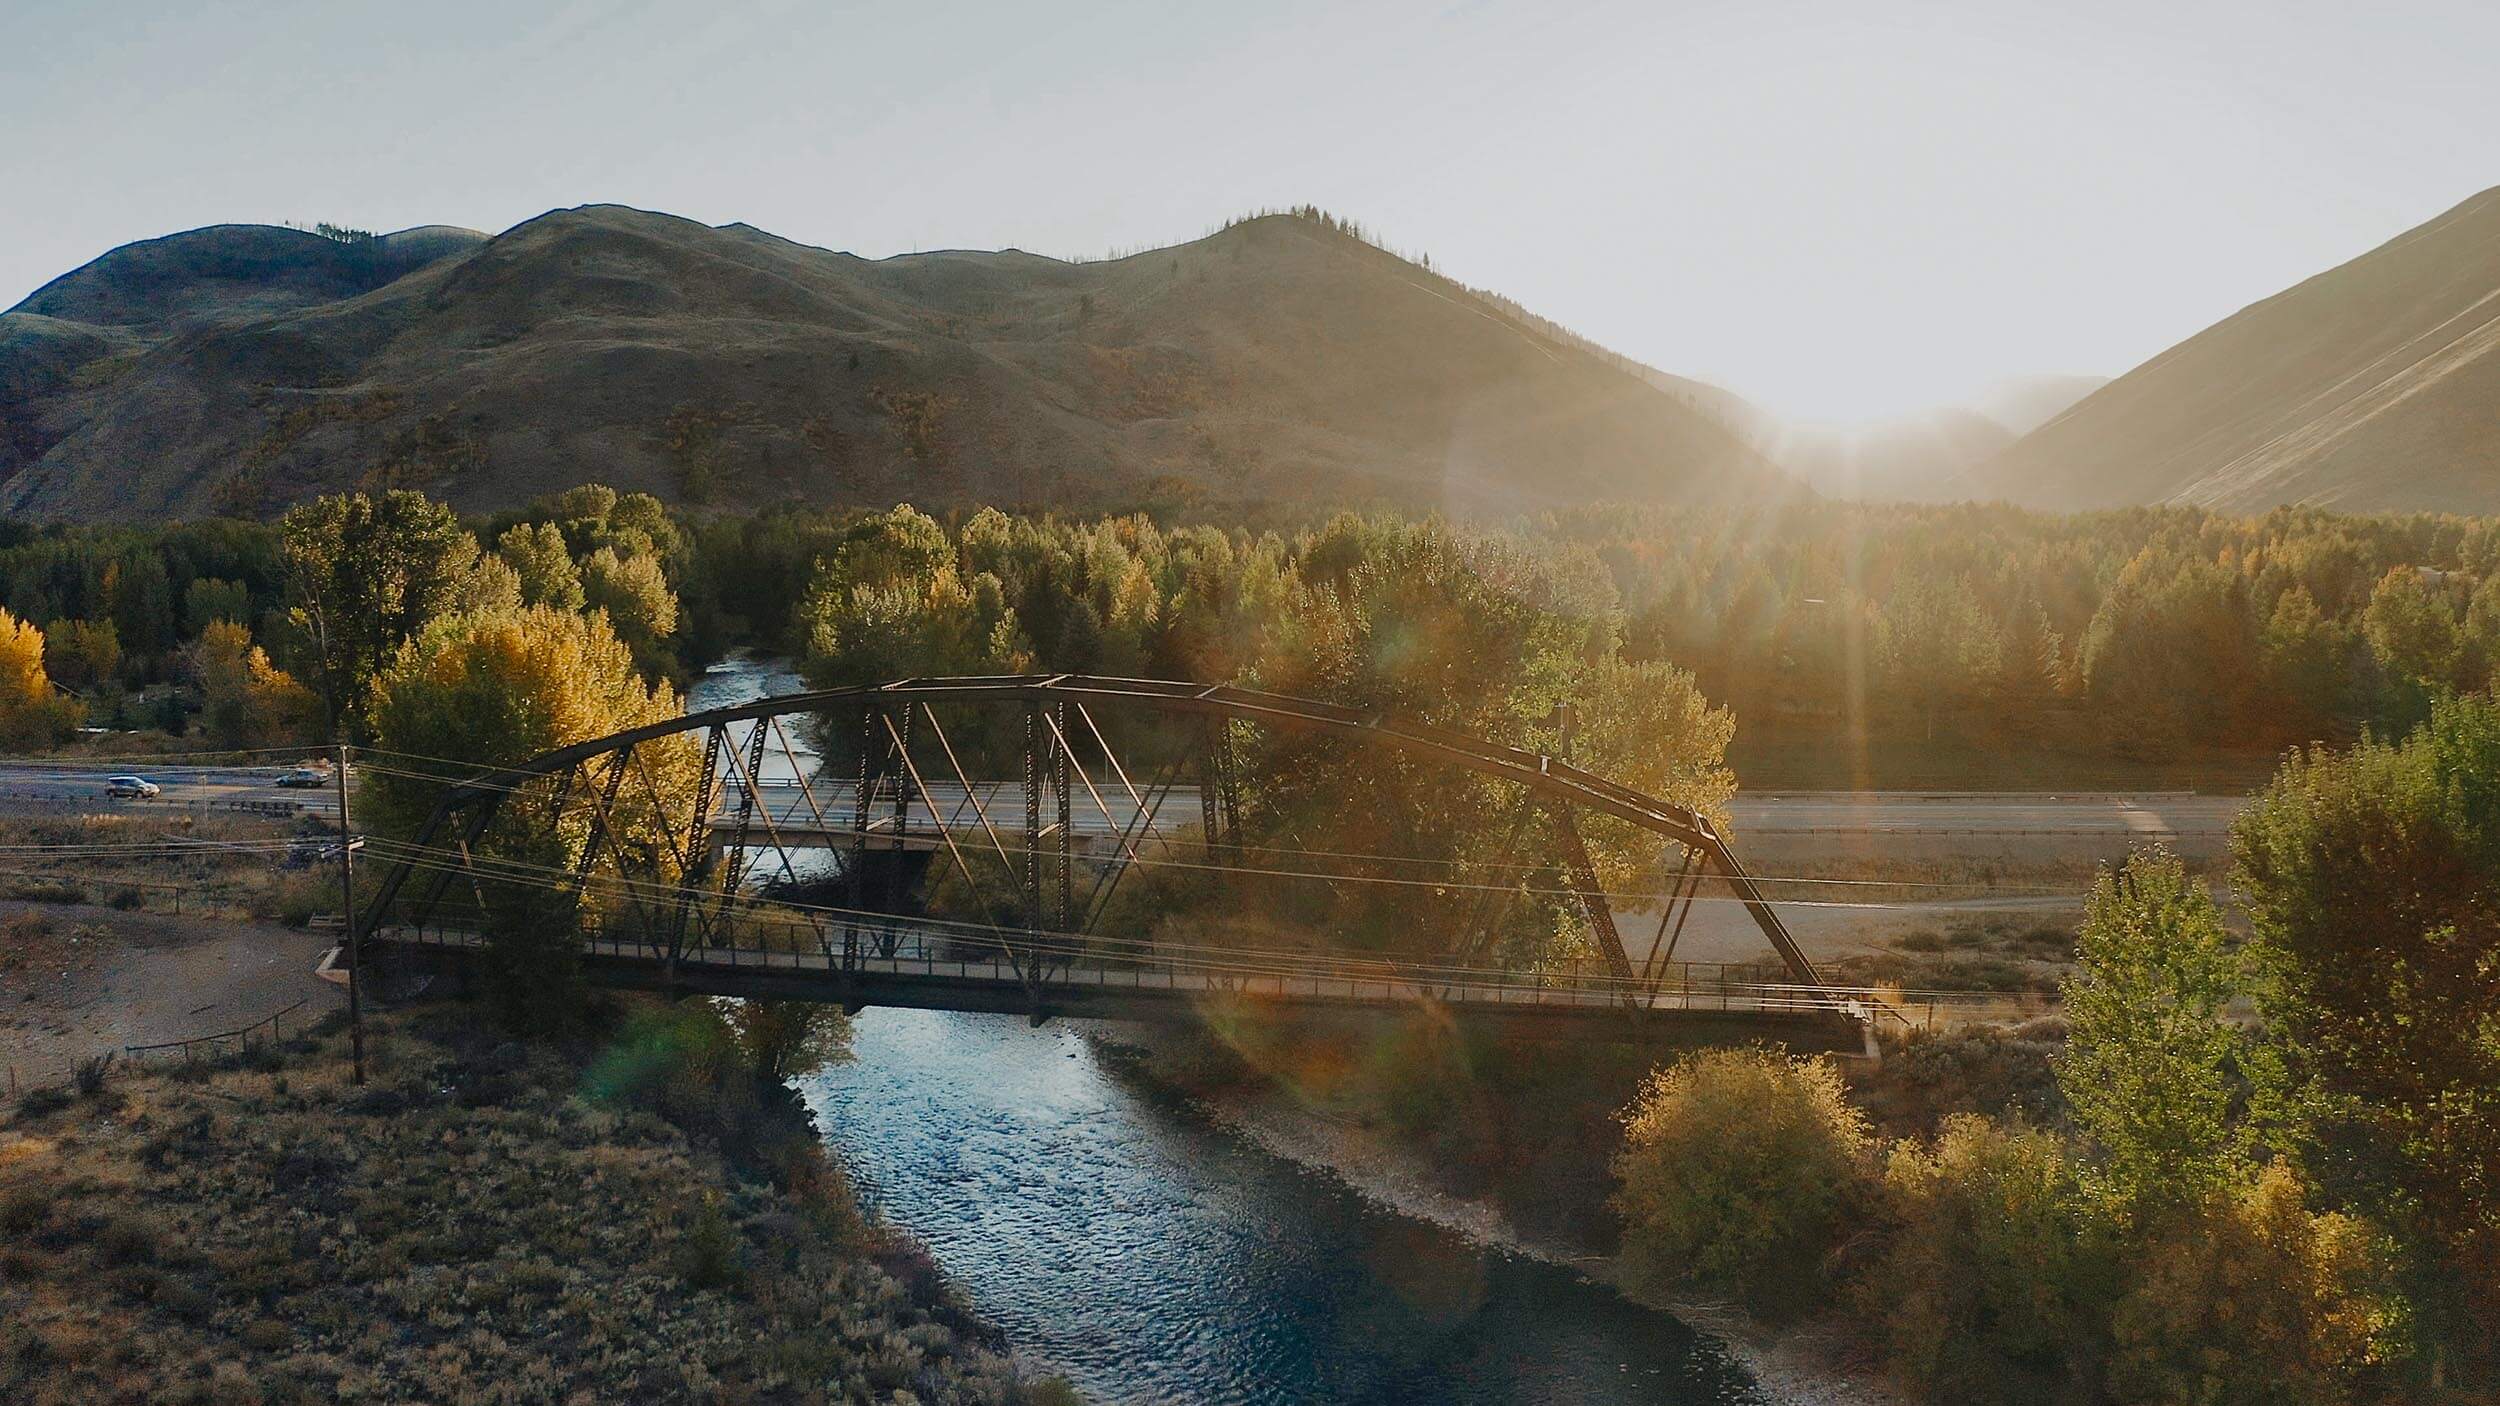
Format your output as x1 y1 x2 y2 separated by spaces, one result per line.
2 489 2492 766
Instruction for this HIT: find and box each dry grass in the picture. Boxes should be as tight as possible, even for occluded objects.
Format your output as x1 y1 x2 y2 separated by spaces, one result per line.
0 813 321 922
0 1009 1065 1405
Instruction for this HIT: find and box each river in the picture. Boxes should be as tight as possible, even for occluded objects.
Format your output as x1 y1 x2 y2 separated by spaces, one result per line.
690 653 1768 1406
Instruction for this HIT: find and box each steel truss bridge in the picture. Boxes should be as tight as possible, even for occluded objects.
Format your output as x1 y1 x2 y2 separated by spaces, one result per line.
360 676 1879 1054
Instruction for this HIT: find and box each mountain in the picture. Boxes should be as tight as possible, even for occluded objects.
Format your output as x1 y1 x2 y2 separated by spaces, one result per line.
1968 373 2107 436
0 206 1789 521
1975 188 2500 514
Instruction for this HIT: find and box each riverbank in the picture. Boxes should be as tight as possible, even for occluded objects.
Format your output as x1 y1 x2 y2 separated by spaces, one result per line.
0 1002 1070 1404
1093 1024 1906 1406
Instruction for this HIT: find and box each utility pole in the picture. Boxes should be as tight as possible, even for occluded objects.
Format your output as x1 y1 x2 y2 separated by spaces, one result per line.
335 741 364 1085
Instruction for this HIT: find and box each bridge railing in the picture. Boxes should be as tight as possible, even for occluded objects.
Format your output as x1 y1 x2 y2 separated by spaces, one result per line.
368 917 1982 1022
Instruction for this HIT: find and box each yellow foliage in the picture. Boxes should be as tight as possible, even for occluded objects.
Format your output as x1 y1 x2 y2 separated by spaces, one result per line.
2107 1165 2406 1406
192 620 318 748
0 608 80 748
363 605 699 897
1612 1048 1869 1311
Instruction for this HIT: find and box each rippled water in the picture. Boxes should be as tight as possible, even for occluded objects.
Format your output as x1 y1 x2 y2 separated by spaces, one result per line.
803 1010 1762 1406
697 655 1764 1405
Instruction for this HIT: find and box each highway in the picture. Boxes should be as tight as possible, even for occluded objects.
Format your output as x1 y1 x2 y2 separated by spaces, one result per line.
0 760 2245 848
0 762 340 819
1733 790 2242 838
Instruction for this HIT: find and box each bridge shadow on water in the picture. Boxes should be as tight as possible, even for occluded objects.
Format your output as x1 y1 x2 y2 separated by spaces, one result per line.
805 1007 1767 1406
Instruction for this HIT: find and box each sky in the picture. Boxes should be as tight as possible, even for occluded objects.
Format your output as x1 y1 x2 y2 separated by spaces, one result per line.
5 0 2497 426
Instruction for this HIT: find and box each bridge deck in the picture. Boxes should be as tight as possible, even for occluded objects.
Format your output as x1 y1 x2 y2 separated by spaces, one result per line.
368 926 1876 1055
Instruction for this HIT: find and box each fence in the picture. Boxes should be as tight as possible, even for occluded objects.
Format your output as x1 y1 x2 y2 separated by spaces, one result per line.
0 862 190 913
119 997 313 1067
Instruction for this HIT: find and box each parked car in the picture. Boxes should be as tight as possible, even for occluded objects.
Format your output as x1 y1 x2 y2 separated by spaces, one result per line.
274 767 330 788
104 775 160 800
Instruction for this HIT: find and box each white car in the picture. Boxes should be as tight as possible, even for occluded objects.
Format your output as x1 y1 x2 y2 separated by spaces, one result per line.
104 775 160 800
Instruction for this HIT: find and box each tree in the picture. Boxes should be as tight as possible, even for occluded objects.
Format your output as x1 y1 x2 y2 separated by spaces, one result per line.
1613 1048 1870 1314
496 522 585 612
723 1000 853 1082
1567 655 1738 895
2262 585 2354 740
43 619 120 692
1879 574 2003 738
0 608 79 748
2361 565 2463 729
189 620 318 748
2081 554 2259 752
364 605 700 1015
280 490 486 739
578 546 680 663
2234 695 2500 1377
362 604 693 845
800 558 1018 688
183 576 254 634
2058 849 2280 1211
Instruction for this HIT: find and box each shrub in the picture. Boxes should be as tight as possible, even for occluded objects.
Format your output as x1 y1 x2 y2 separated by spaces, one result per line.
1022 1377 1086 1406
674 1196 743 1290
73 1053 112 1100
239 1316 295 1352
1859 1116 2120 1401
94 1209 162 1264
7 878 87 904
254 873 333 927
2107 1165 2406 1406
15 1083 74 1117
0 1182 52 1234
1612 1047 1870 1314
1855 1021 2068 1140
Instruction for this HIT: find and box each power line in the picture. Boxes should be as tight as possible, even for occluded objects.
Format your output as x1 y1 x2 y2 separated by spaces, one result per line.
343 759 2098 899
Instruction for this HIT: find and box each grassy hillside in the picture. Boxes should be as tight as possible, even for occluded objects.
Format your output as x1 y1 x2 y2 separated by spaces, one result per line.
1976 186 2500 514
0 207 1787 522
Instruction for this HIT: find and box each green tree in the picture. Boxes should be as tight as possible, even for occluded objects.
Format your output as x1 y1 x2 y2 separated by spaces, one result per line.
578 546 680 663
2058 849 2279 1211
2081 554 2259 753
1879 574 2003 738
2234 695 2500 1378
2361 565 2463 729
43 619 119 692
2261 585 2353 739
1613 1048 1870 1314
183 576 254 634
280 490 485 739
495 522 585 612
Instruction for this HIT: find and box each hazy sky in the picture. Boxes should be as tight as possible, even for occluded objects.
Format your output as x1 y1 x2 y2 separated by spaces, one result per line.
6 0 2495 424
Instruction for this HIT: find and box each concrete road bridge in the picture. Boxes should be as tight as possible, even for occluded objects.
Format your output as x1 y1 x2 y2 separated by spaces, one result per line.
358 675 1883 1054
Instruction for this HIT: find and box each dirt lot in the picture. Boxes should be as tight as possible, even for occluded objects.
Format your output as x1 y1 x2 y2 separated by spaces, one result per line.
0 902 340 1088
